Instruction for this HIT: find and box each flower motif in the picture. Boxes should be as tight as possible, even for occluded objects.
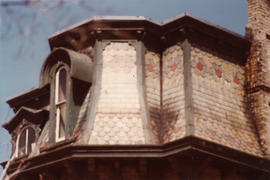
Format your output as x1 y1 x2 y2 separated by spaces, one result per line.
164 56 183 78
232 71 243 88
215 69 222 78
192 56 207 77
212 63 223 80
196 62 204 71
171 63 177 72
145 52 160 79
147 64 154 72
209 129 216 136
233 76 240 84
247 141 254 148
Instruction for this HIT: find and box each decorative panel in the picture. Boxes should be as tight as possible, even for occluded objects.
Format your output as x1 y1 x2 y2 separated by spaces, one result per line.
89 42 145 144
144 51 161 142
162 45 185 143
191 46 262 156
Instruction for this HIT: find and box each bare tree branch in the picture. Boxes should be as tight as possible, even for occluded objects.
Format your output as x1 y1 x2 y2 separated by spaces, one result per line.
0 0 79 8
0 0 31 7
0 0 115 179
0 0 110 58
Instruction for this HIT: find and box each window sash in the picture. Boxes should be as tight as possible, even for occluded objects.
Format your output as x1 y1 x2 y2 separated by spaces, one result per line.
16 127 35 157
55 67 67 142
55 68 67 104
25 128 29 154
55 107 65 142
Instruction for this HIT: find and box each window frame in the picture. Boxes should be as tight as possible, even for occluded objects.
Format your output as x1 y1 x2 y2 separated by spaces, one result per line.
16 126 36 157
55 66 68 142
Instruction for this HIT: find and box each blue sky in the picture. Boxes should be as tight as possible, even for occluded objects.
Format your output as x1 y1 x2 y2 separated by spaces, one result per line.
0 0 247 174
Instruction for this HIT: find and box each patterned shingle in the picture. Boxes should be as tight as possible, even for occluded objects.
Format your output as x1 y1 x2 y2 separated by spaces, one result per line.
191 47 263 156
162 45 185 143
145 51 161 142
88 42 146 144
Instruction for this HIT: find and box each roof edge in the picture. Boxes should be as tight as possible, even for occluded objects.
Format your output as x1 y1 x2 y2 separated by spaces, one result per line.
5 136 270 175
49 16 160 40
2 106 49 133
49 13 248 45
6 84 50 109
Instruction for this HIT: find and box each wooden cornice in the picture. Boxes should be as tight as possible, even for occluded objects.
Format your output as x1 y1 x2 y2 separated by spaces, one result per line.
48 15 250 65
4 136 270 175
6 84 50 113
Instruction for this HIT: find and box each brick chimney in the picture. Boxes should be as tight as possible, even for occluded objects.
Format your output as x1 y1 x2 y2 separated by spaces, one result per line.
246 0 270 157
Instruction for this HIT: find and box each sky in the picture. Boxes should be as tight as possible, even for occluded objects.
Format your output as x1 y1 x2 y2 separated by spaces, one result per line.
0 0 248 174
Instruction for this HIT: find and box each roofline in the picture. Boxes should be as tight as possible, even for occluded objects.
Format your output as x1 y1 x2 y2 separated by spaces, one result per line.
49 13 248 44
182 13 247 40
6 87 40 103
6 84 50 109
49 16 160 40
161 12 187 25
2 106 49 133
47 14 250 65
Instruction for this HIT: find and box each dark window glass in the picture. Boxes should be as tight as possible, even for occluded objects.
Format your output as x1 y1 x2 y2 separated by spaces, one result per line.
18 127 36 156
59 104 66 138
27 128 35 154
18 129 26 156
58 69 67 102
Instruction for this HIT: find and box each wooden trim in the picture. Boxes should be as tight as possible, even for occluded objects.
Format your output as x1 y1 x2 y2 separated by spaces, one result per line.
16 126 37 158
136 41 158 144
6 85 50 108
55 100 66 106
55 67 68 142
247 85 270 94
80 40 103 143
53 63 68 142
6 136 270 176
48 16 250 65
182 40 194 136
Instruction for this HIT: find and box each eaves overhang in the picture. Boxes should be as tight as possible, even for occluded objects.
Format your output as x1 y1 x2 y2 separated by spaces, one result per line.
6 84 50 113
48 14 250 65
2 107 49 133
4 136 270 176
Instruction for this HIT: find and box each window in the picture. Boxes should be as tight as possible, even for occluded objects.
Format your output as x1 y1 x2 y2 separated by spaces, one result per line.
55 67 67 142
266 33 270 40
17 127 36 157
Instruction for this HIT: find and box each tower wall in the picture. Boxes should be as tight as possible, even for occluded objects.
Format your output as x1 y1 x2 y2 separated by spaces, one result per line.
88 41 158 145
191 45 261 156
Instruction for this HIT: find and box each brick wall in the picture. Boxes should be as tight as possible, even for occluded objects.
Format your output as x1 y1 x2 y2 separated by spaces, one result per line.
247 0 270 88
191 46 262 156
247 0 270 157
162 45 185 143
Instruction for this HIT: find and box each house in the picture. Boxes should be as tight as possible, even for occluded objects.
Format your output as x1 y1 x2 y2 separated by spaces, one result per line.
1 0 270 179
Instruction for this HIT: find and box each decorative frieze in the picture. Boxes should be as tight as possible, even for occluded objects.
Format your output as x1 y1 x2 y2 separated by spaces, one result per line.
191 47 244 89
